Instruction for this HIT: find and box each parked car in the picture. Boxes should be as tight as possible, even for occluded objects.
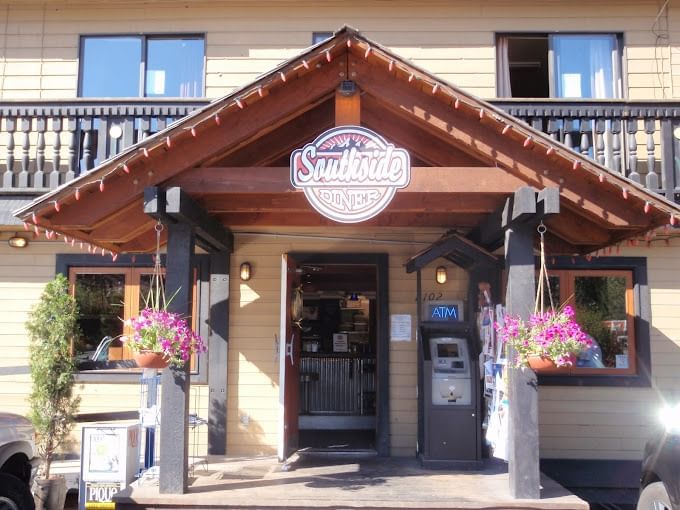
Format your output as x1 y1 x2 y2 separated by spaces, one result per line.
638 406 680 510
0 412 36 510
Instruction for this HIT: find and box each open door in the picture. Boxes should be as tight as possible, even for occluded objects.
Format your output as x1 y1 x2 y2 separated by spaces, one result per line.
278 254 302 461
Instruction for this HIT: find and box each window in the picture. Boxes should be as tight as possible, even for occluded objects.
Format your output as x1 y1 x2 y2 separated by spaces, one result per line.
535 257 651 387
545 270 635 374
79 35 205 98
312 32 333 45
68 264 199 373
497 33 622 99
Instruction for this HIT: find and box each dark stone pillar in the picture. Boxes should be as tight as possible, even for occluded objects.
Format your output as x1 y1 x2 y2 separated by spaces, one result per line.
208 251 230 455
504 222 540 500
159 222 195 494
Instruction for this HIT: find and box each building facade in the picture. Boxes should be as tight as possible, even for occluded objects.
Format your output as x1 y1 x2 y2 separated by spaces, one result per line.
2 0 680 500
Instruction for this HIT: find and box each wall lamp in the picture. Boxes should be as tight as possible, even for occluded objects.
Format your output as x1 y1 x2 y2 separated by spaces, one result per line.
239 262 252 281
435 266 447 285
8 236 28 248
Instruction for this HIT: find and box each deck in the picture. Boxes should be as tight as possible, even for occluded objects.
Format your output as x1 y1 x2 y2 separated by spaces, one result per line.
113 455 589 510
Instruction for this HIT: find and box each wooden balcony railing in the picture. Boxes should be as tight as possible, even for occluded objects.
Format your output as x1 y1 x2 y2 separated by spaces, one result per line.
493 99 680 203
2 98 680 203
0 99 208 193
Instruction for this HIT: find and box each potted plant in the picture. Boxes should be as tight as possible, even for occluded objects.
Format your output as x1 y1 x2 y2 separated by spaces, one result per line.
496 305 592 371
25 274 81 510
124 307 206 368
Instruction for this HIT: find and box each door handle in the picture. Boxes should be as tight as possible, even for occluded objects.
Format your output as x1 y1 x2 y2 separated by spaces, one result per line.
286 334 295 366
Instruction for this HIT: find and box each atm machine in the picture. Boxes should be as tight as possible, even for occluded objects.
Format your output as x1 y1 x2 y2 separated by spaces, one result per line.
419 302 482 467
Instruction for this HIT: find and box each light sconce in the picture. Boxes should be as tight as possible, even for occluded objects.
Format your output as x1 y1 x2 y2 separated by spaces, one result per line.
435 266 447 285
239 262 252 281
8 236 28 248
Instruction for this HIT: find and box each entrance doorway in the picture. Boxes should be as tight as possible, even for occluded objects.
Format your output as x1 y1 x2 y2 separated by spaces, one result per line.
279 253 389 460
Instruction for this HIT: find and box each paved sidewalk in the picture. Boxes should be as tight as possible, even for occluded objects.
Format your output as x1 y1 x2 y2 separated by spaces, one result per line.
114 455 589 509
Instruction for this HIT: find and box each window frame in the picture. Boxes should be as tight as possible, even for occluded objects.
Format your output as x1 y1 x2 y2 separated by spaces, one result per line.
57 253 209 384
77 33 207 98
496 32 625 99
538 256 650 387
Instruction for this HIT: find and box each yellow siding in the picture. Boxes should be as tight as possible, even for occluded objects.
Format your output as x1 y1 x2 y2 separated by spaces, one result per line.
0 240 209 456
226 227 466 456
0 0 675 100
538 240 680 460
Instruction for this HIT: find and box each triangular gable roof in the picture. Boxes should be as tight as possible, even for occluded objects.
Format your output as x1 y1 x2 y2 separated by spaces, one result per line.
15 26 680 256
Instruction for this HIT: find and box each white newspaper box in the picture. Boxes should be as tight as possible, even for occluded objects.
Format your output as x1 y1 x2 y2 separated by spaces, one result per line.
79 424 141 510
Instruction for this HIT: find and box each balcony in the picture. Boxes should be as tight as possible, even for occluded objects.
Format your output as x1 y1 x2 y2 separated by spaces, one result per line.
2 99 680 203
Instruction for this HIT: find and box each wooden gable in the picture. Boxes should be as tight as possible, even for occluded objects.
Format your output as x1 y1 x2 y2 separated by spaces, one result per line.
15 26 680 255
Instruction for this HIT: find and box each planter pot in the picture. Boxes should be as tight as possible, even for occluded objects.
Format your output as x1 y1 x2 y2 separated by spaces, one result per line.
527 355 573 374
134 351 169 369
33 476 67 510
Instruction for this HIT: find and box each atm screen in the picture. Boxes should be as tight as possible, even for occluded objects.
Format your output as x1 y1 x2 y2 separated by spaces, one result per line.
437 343 460 358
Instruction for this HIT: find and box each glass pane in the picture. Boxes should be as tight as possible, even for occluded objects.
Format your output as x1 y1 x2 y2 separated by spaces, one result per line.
574 275 629 369
553 35 617 99
73 273 126 363
81 37 142 97
312 32 333 45
146 38 204 97
139 273 166 311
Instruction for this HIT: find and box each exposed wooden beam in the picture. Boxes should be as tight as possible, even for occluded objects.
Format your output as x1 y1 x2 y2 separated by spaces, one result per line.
362 94 487 167
213 99 334 167
198 192 505 214
168 166 523 195
335 84 360 125
214 211 485 228
350 55 650 230
39 64 343 229
145 187 234 253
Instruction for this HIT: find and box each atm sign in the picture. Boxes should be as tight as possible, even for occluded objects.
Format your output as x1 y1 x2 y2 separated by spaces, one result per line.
428 303 461 322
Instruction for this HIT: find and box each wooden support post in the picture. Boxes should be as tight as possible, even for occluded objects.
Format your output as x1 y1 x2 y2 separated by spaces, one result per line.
335 82 360 125
208 251 230 454
504 221 540 499
500 186 558 500
159 222 195 494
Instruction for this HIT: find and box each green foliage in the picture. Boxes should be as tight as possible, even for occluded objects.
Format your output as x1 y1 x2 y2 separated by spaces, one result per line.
25 274 81 479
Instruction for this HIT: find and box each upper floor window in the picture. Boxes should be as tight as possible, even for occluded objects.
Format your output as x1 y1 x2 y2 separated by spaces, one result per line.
312 32 333 45
497 33 622 99
79 35 205 98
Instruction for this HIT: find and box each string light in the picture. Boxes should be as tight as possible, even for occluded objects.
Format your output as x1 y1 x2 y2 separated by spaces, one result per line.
432 83 439 94
165 136 172 148
190 127 197 137
235 98 244 109
258 86 264 97
644 202 651 214
546 146 555 156
364 47 371 59
346 39 352 48
454 97 460 109
479 108 485 120
53 201 60 212
302 60 309 70
143 148 150 158
502 124 512 135
523 136 533 148
31 212 37 224
123 163 130 174
408 73 415 83
214 114 222 126
622 188 628 199
326 51 332 63
598 174 605 183
388 60 394 72
23 222 29 231
99 180 105 193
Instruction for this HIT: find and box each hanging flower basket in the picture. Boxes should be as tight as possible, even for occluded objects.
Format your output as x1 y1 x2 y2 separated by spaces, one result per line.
122 222 206 368
496 306 591 370
134 350 170 369
527 354 575 374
